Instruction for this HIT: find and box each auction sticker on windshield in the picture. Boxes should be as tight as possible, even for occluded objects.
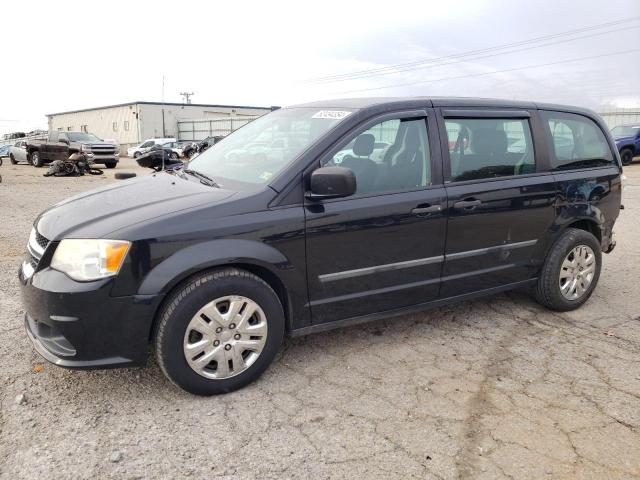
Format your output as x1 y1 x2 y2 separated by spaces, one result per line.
312 110 352 120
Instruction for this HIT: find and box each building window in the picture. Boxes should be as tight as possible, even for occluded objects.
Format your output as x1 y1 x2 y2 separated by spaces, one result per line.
67 126 73 131
123 121 129 131
112 122 118 132
80 125 88 133
57 127 63 131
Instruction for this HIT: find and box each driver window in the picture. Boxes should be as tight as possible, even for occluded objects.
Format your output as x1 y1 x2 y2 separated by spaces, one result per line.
323 118 431 195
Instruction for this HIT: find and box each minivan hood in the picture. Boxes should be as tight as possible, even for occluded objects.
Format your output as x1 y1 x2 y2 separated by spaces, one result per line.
614 135 634 143
36 172 236 240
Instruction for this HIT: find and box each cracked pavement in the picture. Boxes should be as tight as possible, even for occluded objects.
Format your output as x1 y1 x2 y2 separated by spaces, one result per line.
0 159 638 479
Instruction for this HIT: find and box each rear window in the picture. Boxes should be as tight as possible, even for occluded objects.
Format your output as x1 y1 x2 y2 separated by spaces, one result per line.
445 117 535 181
541 111 613 170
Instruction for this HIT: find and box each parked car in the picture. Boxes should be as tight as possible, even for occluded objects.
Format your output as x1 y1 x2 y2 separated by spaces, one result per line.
161 141 183 159
136 144 182 170
0 144 9 165
19 97 622 395
26 131 119 168
127 138 176 158
9 140 29 164
198 135 225 152
611 124 639 165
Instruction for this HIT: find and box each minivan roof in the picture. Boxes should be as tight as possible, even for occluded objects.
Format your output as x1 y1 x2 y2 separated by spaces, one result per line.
289 97 597 116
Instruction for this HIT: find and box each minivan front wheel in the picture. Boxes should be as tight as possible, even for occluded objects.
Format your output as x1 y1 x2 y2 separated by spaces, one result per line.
154 268 284 395
534 228 601 311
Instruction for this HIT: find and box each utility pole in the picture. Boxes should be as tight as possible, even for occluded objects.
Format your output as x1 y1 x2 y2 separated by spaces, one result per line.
180 92 195 104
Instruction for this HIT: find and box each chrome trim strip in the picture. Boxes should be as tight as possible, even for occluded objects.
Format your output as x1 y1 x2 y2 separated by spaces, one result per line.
445 239 537 261
317 240 537 283
318 255 444 283
309 277 440 306
21 261 34 279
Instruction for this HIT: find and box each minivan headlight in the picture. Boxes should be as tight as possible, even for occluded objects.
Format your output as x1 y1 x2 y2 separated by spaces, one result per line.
51 239 131 281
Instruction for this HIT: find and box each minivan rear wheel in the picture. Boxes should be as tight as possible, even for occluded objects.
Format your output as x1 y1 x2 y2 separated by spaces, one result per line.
154 268 285 395
534 228 601 311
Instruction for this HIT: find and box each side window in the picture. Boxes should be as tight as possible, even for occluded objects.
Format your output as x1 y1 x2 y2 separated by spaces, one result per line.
140 141 154 148
542 111 612 169
322 118 431 195
445 117 535 181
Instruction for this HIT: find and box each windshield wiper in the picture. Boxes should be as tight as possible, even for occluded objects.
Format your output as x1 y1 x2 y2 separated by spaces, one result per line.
183 168 220 187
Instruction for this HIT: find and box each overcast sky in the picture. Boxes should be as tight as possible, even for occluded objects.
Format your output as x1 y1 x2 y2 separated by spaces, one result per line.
1 0 638 133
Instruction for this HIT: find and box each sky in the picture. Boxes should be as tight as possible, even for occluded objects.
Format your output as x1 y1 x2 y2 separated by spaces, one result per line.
0 0 639 133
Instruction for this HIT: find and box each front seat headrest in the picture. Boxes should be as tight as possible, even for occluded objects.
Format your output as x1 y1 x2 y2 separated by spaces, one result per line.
353 133 375 157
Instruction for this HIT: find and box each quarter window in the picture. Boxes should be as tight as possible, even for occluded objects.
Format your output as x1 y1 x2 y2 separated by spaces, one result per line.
445 118 535 182
323 118 431 195
542 111 612 169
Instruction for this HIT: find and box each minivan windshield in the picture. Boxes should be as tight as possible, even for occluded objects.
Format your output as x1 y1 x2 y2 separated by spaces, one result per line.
187 108 353 185
67 132 102 142
611 125 639 138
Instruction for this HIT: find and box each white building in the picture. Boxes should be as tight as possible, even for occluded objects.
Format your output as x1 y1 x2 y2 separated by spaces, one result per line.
47 101 275 151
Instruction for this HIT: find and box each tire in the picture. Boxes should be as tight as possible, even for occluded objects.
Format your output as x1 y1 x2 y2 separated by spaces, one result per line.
105 161 117 169
133 152 141 159
620 148 633 166
9 153 17 165
170 152 179 160
154 268 285 395
31 151 42 167
534 228 602 311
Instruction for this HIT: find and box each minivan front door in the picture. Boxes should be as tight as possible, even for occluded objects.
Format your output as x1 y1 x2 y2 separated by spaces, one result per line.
438 109 556 297
304 111 447 325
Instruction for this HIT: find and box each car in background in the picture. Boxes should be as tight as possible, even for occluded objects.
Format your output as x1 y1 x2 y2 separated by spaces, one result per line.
611 124 639 165
27 131 119 168
9 140 29 164
161 141 184 159
0 144 10 164
127 138 176 158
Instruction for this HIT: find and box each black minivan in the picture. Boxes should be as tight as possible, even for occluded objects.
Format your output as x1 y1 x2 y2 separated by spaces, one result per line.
19 98 622 395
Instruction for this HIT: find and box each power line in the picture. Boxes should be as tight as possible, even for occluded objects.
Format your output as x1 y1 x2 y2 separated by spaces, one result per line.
313 24 640 85
333 48 640 95
305 16 640 84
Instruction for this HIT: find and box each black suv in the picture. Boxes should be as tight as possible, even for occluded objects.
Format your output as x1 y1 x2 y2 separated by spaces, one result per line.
19 98 622 395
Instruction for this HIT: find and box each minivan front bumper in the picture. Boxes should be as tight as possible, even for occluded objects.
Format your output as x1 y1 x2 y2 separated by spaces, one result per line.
19 265 161 369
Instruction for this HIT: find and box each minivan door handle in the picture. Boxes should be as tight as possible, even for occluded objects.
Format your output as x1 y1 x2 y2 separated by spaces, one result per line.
453 198 482 209
411 204 442 215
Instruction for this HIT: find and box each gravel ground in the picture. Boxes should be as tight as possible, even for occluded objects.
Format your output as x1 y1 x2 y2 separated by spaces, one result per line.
0 157 639 479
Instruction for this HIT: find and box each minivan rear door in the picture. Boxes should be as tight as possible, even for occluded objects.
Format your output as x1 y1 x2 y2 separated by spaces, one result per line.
437 108 557 297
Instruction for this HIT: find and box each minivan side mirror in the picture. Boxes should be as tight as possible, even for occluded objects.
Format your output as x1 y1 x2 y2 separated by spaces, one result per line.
307 166 357 200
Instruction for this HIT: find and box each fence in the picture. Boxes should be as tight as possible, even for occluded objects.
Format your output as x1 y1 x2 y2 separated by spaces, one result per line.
177 116 261 142
599 109 640 129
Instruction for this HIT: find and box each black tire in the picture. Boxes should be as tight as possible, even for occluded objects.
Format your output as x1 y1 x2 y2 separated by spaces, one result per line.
620 148 634 166
154 268 285 395
170 152 179 160
105 161 117 169
9 153 17 165
31 151 42 167
534 228 602 311
133 151 141 159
